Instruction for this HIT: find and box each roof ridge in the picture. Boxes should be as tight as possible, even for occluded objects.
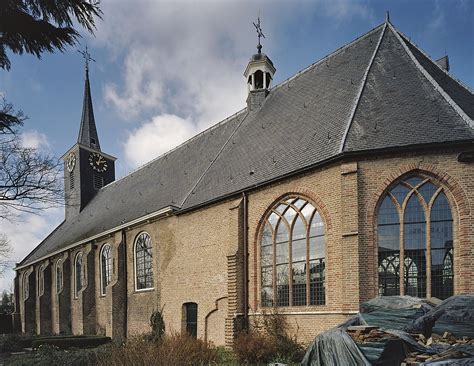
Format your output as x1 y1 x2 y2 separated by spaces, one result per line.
389 23 473 129
270 23 386 93
339 22 388 153
397 30 474 95
180 111 250 207
102 108 247 190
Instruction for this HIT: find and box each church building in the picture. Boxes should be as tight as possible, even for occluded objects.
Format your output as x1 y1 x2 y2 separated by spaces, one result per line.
13 17 474 345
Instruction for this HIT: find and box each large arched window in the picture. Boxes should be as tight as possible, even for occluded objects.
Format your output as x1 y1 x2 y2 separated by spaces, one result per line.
22 272 29 301
377 175 454 299
134 233 154 290
260 196 325 307
100 244 112 296
56 260 63 294
37 264 45 296
74 252 84 298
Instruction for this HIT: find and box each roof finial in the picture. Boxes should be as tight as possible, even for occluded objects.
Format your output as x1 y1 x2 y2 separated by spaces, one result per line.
78 45 96 74
385 11 390 23
253 16 265 54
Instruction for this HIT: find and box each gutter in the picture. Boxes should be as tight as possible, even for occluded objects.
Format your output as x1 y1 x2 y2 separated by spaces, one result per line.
15 205 178 270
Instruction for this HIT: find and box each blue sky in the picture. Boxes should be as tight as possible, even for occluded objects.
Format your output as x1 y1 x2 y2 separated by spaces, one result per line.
0 0 473 291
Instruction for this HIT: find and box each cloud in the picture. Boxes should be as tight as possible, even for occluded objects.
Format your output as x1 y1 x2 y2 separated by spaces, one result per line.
92 0 374 169
124 114 197 167
0 208 63 292
20 130 51 151
426 0 446 35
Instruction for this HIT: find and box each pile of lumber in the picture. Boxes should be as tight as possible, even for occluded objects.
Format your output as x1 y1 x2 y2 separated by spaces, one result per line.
346 325 398 343
403 332 474 365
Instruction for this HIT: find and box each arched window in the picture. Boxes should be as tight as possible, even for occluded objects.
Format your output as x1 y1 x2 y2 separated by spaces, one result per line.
134 233 153 290
100 244 112 296
56 260 63 294
74 252 83 298
37 264 45 296
22 272 29 301
260 196 325 307
377 175 454 299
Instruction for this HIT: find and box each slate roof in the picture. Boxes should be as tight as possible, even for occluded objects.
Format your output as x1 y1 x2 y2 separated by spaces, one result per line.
19 21 474 267
77 69 101 150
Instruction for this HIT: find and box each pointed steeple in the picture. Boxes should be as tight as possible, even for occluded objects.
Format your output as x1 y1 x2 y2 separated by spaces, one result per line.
77 48 100 150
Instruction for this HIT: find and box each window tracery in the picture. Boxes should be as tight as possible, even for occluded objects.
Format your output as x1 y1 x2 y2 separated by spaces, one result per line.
260 196 325 307
134 233 154 290
377 175 454 299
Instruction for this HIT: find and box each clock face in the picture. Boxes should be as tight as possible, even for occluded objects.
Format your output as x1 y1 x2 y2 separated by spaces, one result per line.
66 152 76 172
89 152 108 172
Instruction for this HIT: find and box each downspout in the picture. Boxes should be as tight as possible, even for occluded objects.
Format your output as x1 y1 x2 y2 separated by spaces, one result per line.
121 229 128 338
242 192 249 329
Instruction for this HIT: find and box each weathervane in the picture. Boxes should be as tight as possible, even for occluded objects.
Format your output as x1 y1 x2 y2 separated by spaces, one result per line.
78 45 96 73
253 16 265 54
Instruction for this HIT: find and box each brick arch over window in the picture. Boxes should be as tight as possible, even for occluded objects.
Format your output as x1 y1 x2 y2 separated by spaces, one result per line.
367 165 470 297
254 192 331 308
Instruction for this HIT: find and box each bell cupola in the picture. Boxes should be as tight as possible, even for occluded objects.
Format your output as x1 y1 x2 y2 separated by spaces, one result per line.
244 17 276 111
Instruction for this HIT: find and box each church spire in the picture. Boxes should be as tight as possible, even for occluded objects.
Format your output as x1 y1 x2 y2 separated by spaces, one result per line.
77 47 100 150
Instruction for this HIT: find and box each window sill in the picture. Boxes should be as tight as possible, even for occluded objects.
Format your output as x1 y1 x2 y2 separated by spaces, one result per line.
134 287 154 294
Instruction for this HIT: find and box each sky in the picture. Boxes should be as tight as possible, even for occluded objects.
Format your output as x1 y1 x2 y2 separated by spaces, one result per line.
0 0 473 292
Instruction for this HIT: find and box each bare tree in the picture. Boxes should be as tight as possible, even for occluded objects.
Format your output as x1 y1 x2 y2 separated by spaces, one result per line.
0 234 12 275
0 135 63 219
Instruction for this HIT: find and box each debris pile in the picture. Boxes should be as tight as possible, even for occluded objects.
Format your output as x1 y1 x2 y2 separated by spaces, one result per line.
302 295 474 366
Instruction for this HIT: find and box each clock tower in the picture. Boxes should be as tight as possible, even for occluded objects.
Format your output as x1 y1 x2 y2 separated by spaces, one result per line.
63 54 116 219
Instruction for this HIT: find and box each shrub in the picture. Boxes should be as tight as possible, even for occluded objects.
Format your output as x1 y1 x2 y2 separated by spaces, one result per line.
233 331 276 364
7 344 102 366
96 333 219 366
0 334 31 352
233 311 306 365
149 308 165 340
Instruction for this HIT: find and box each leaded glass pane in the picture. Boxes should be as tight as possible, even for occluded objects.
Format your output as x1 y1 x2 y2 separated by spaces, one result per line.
404 195 426 250
431 192 452 222
292 216 306 241
301 203 315 220
378 196 399 225
276 264 289 307
378 253 400 296
404 176 423 188
135 233 153 290
261 245 273 267
261 266 273 287
310 212 324 237
292 262 306 306
292 239 306 262
431 192 453 300
261 223 273 246
390 184 410 206
275 221 289 243
268 212 279 227
275 243 288 264
309 236 325 259
310 259 325 305
404 253 426 298
284 206 297 225
261 287 273 307
378 225 400 252
418 182 437 204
